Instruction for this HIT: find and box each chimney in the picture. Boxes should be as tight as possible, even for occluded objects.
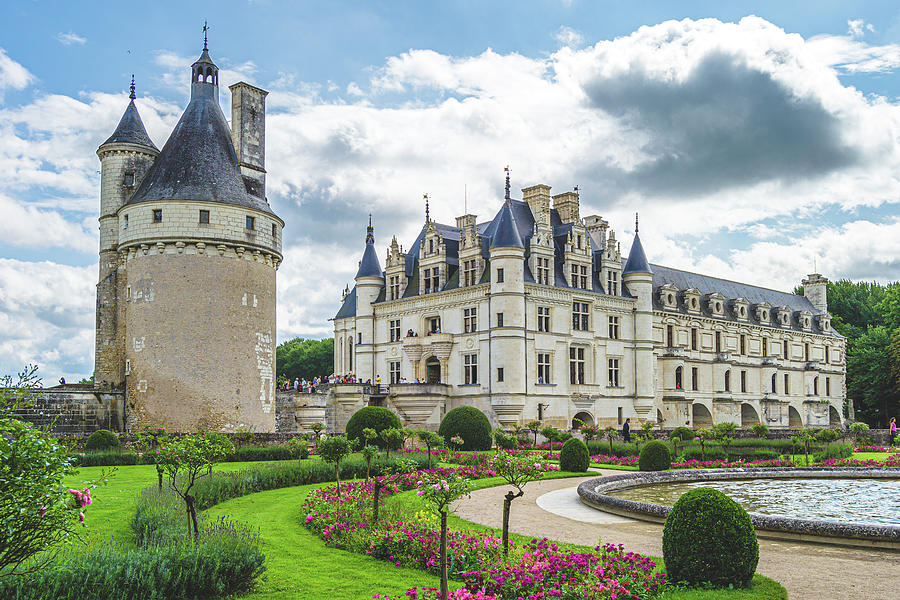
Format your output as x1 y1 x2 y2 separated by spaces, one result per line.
801 273 829 314
553 190 580 224
522 184 552 225
229 82 268 199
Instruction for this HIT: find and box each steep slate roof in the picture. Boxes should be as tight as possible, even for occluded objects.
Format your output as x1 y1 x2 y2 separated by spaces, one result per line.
334 286 357 319
356 239 383 279
127 51 274 215
623 232 652 274
102 99 158 150
488 202 524 249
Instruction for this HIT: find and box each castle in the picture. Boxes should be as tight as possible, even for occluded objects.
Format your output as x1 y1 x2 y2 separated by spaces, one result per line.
91 39 283 432
331 175 846 432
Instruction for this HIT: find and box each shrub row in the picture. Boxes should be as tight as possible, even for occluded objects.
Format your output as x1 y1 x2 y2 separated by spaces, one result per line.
71 444 302 467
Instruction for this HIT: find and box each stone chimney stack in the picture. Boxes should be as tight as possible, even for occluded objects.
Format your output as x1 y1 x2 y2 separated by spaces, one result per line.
553 190 580 224
522 184 552 225
801 273 829 314
229 82 268 199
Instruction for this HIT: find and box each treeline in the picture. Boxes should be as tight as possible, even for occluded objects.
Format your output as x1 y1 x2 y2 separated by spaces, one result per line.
276 337 333 382
802 280 900 427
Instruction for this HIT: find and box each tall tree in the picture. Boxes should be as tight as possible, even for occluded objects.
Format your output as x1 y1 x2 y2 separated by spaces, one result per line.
846 326 897 428
276 337 334 381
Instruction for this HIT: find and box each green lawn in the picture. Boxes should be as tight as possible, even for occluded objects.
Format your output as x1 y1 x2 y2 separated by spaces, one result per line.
62 461 785 600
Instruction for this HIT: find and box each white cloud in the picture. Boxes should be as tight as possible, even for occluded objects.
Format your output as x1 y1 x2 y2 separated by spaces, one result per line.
0 48 33 95
56 32 87 46
554 26 584 48
0 194 95 252
847 19 874 38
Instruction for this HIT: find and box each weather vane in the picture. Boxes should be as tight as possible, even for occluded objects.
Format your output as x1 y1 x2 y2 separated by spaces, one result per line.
504 166 511 201
203 20 209 51
424 193 430 222
129 74 135 100
635 212 639 234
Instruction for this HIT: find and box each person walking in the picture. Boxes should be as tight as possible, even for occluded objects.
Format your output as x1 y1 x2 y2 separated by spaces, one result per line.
890 417 897 442
622 418 631 443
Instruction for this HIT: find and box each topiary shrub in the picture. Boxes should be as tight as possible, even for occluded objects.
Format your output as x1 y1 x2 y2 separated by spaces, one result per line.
559 438 590 472
662 488 759 587
345 407 401 449
669 426 694 443
639 440 671 471
84 429 121 451
438 406 492 451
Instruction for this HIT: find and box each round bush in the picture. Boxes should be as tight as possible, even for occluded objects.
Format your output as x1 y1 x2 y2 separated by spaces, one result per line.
84 429 120 451
639 440 672 471
559 438 590 472
662 488 759 587
437 407 492 451
345 407 401 449
669 426 694 443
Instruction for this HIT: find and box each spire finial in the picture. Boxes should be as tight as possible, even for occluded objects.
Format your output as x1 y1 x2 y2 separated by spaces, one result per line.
365 214 374 244
424 193 430 223
504 165 511 201
129 74 136 100
203 20 209 51
635 212 639 234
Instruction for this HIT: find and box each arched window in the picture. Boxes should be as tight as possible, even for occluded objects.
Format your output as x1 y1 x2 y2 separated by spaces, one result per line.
675 366 683 389
771 373 777 394
813 376 819 395
348 338 353 371
724 370 731 392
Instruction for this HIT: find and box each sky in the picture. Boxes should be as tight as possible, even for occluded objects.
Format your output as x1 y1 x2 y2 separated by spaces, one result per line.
1 0 900 382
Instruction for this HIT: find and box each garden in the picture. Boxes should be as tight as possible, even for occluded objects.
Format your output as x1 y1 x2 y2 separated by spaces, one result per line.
10 372 897 599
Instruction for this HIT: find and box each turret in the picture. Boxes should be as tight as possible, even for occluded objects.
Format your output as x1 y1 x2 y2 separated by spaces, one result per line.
190 32 219 101
802 273 829 314
355 216 384 380
622 215 655 422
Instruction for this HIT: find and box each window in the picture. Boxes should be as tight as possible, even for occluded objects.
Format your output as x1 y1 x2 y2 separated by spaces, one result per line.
199 209 210 224
152 209 162 223
715 331 722 353
825 346 830 364
569 347 585 384
666 325 675 347
740 335 746 355
427 316 441 334
246 215 255 230
826 377 831 396
389 275 401 300
537 353 551 383
496 268 504 283
608 357 620 387
784 373 790 395
463 259 478 286
675 366 683 389
805 343 810 362
576 234 583 249
389 319 401 342
813 377 819 395
771 373 776 394
572 301 589 331
464 354 478 384
691 367 698 391
570 264 588 289
125 359 131 375
358 332 362 345
617 406 623 425
496 312 504 327
536 257 550 285
538 403 545 420
122 214 128 229
691 328 698 350
606 271 618 295
272 223 277 237
762 338 768 357
463 307 477 333
423 268 440 293
608 315 620 339
537 306 550 332
389 361 401 384
497 367 504 382
783 340 789 360
125 285 132 300
348 339 353 370
123 171 135 187
740 370 747 393
724 370 731 392
429 239 434 254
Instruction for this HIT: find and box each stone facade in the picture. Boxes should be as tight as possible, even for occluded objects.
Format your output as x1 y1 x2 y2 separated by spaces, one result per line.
90 41 283 432
333 178 846 432
13 385 124 435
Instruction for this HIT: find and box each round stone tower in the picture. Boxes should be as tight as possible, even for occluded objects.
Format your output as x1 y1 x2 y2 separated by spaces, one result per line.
101 41 283 432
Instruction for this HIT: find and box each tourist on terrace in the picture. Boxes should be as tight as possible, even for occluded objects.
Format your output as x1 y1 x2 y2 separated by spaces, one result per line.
622 418 631 443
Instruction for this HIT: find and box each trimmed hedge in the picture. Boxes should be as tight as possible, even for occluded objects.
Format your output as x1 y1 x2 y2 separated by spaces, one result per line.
663 488 759 587
346 406 402 449
438 406 492 451
70 445 300 467
559 438 590 472
84 429 120 451
639 440 671 471
669 427 694 443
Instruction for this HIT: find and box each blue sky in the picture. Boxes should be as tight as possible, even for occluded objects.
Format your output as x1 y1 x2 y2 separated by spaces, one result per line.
1 1 900 381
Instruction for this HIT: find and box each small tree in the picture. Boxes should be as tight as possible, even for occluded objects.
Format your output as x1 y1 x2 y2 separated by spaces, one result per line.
401 427 416 450
287 436 308 467
669 427 693 459
491 451 548 556
362 427 378 446
318 436 354 497
750 423 769 439
415 472 472 600
792 429 815 466
713 422 737 462
380 427 404 459
361 444 379 481
695 428 714 461
637 421 656 453
159 431 234 542
848 421 870 446
417 430 444 469
309 422 325 450
581 424 600 443
526 420 541 447
539 425 559 449
604 426 618 455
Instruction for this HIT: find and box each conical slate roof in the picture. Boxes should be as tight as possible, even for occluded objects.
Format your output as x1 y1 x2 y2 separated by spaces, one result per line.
489 201 524 250
623 232 652 274
356 221 383 278
102 100 158 151
127 54 273 214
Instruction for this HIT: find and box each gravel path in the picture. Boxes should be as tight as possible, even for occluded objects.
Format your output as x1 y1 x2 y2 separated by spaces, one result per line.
453 473 900 600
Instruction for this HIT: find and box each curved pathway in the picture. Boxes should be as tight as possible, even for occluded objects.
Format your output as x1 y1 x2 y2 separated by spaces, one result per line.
453 471 900 600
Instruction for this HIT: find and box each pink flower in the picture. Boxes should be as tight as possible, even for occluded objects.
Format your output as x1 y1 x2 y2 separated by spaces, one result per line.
78 512 85 524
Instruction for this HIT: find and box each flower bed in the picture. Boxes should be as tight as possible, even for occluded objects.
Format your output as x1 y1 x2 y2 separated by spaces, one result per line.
590 454 639 467
303 465 666 600
854 446 895 453
818 453 900 468
671 457 799 469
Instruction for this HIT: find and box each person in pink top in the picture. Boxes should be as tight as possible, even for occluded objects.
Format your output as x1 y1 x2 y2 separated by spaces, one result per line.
890 417 897 441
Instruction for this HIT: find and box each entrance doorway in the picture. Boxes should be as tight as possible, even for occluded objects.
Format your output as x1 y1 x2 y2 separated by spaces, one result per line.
425 356 441 384
692 403 712 426
788 405 803 428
